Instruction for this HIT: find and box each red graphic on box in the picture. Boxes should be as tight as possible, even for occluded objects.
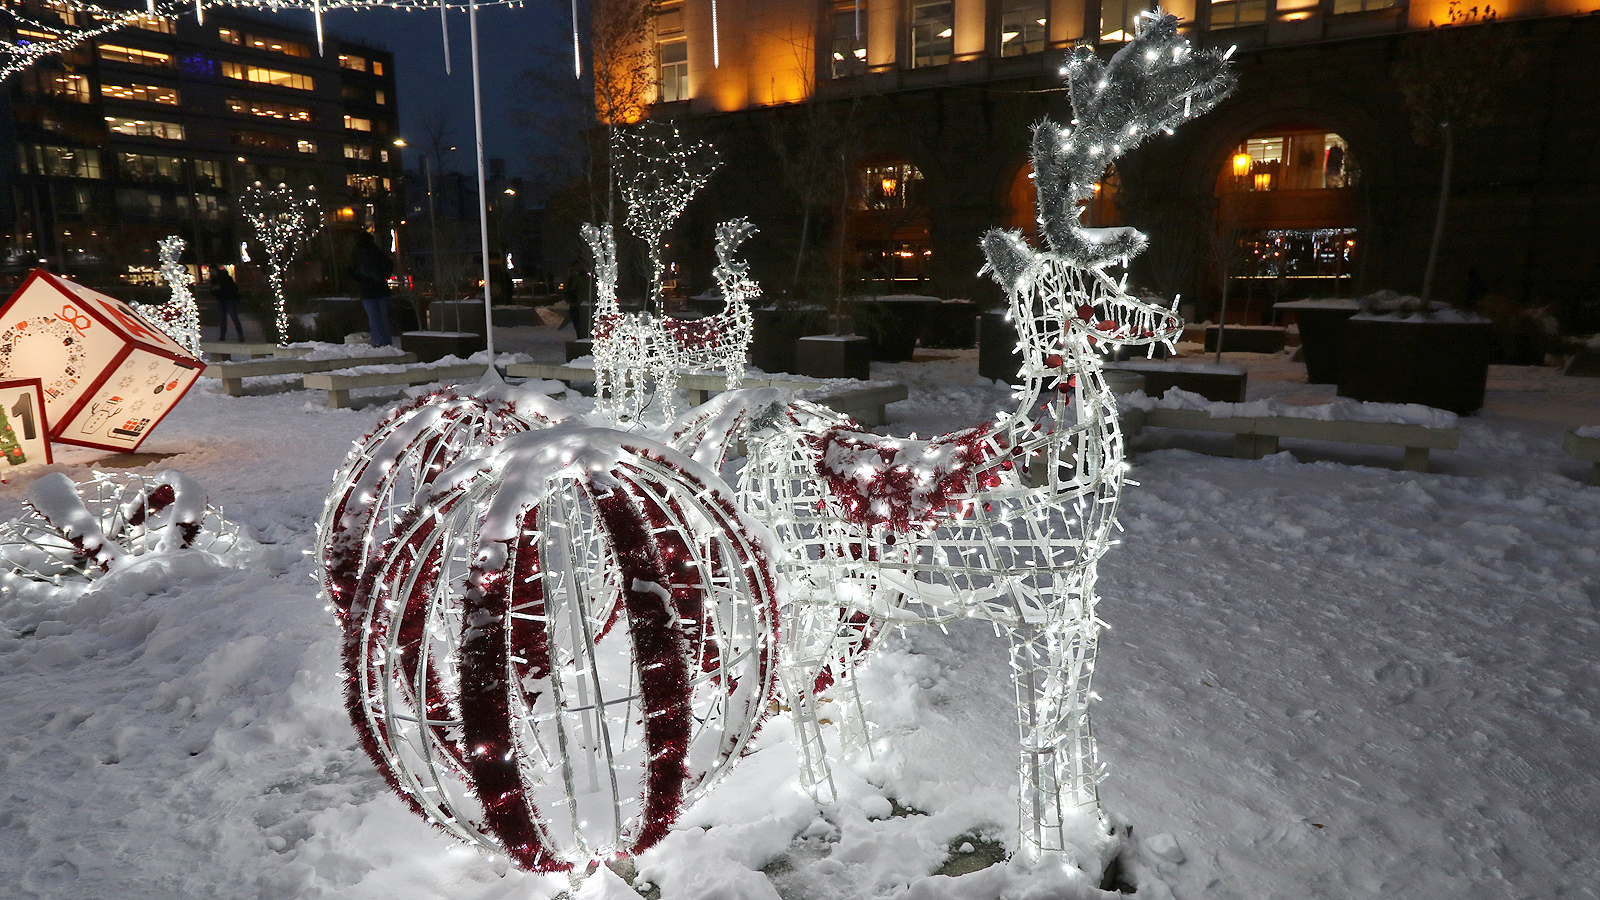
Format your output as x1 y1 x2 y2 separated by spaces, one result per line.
0 270 205 452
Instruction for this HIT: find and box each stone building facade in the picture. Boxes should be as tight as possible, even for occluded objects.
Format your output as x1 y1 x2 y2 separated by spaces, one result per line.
648 0 1600 323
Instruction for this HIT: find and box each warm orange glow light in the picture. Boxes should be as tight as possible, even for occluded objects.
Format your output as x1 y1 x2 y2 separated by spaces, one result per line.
1232 152 1252 178
881 177 898 197
1253 172 1273 191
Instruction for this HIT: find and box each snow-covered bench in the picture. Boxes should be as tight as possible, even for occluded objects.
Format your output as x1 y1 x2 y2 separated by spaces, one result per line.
501 363 909 427
201 341 312 360
1107 360 1247 402
1127 390 1460 472
302 362 492 408
1563 430 1600 485
204 352 419 396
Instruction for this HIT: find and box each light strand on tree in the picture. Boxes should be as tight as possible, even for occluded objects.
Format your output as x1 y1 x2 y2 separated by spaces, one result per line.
614 121 720 315
238 182 319 347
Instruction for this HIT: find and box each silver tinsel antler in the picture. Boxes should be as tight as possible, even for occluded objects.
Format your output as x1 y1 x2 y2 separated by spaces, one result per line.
998 12 1235 277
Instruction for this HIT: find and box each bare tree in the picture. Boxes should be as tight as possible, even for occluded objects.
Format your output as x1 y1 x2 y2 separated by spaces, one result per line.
1393 2 1527 307
590 0 660 222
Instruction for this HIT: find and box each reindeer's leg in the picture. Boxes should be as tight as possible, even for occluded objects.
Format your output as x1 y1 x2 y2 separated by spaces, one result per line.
1008 607 1103 860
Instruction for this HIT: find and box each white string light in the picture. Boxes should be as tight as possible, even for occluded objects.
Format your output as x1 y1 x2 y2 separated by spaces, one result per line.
582 217 756 424
238 182 320 348
137 236 202 357
736 13 1232 860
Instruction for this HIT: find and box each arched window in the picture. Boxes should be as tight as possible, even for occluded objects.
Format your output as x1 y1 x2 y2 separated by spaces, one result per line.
860 161 925 210
1216 129 1354 194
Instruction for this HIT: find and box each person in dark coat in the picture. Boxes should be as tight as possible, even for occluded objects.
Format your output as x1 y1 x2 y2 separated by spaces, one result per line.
350 231 395 347
210 268 245 341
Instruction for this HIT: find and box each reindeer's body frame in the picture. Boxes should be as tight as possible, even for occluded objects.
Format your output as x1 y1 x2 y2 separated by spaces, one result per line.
737 14 1233 860
583 220 758 423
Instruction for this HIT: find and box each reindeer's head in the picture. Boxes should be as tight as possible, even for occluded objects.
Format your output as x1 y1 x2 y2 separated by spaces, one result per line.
711 217 760 305
981 12 1234 356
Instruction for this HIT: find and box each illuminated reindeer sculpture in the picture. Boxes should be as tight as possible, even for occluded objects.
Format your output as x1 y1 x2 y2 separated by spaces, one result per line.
737 14 1234 861
583 217 757 423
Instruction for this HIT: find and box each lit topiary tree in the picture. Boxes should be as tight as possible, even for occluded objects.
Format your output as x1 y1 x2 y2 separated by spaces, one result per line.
239 183 320 346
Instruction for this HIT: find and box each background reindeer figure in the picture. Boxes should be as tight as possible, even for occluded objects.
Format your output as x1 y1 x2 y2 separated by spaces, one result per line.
583 218 758 423
737 13 1234 864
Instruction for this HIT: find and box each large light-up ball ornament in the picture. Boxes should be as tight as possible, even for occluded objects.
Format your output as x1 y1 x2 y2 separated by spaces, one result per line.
315 383 573 615
337 425 780 871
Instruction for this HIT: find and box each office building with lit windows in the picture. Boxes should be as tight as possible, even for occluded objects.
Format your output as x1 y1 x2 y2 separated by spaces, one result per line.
650 0 1599 320
0 5 401 293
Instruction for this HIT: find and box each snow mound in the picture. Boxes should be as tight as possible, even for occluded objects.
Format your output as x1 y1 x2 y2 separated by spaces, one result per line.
1123 387 1460 428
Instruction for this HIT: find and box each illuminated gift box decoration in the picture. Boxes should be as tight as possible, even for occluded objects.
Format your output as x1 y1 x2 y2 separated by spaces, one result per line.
0 270 204 452
0 378 52 472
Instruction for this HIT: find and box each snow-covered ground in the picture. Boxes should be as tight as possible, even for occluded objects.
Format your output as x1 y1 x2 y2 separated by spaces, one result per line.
1 329 1596 899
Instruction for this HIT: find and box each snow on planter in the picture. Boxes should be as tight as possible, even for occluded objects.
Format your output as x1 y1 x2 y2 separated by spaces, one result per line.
0 270 204 452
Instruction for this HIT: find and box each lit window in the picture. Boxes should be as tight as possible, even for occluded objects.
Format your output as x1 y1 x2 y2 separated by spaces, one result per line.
336 206 357 222
227 96 314 122
344 144 373 160
374 90 386 105
831 8 867 78
193 159 223 188
20 145 102 179
33 72 91 102
338 54 368 73
1217 131 1354 192
658 38 688 102
220 62 314 91
118 152 184 183
229 130 317 154
344 115 373 132
372 61 384 76
1099 0 1150 42
1208 0 1267 28
130 14 175 34
999 0 1048 57
346 173 380 196
860 161 925 210
910 0 953 68
102 82 179 105
44 0 79 26
1332 0 1397 12
98 44 174 68
379 149 389 163
105 116 185 140
218 28 311 58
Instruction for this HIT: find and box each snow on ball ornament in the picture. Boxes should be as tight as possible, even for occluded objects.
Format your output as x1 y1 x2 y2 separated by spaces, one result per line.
335 424 780 871
0 270 204 452
315 383 574 616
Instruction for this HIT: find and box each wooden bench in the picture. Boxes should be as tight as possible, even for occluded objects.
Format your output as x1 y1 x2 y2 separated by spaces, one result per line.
501 363 910 427
1563 431 1600 485
1140 407 1459 472
202 341 312 360
302 363 493 409
204 352 418 396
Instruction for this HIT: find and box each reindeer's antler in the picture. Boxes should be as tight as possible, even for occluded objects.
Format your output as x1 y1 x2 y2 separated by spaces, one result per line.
580 222 618 310
712 217 759 303
1037 13 1234 262
983 11 1234 288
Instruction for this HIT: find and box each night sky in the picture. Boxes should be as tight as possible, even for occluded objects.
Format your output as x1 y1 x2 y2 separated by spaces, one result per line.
293 3 579 178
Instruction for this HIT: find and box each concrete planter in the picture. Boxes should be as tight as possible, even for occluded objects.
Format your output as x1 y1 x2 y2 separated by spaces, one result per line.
851 296 940 361
1337 317 1493 414
921 299 979 349
978 311 1023 384
1276 300 1360 384
400 330 486 363
751 306 828 374
795 334 871 381
1204 325 1288 354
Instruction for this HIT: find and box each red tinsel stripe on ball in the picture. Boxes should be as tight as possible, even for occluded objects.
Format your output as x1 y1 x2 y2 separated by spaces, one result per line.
458 506 570 873
592 481 693 853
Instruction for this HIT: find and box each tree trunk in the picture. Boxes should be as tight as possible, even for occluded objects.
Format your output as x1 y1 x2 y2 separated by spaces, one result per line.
1421 123 1454 309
